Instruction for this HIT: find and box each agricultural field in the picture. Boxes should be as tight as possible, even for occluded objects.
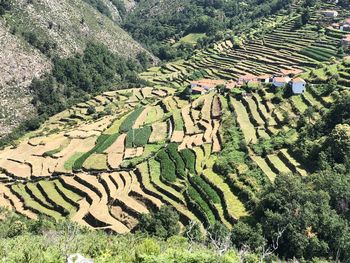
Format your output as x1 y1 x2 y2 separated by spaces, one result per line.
0 2 349 234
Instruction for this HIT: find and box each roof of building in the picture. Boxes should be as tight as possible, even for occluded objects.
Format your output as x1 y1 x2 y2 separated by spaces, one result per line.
343 35 350 42
238 74 257 81
280 68 303 75
344 18 350 24
273 77 290 83
191 86 206 92
293 77 306 83
226 81 238 89
257 74 271 79
191 79 226 89
322 10 338 14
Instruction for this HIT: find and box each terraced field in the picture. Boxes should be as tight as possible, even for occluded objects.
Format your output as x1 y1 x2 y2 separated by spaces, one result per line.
1 3 349 233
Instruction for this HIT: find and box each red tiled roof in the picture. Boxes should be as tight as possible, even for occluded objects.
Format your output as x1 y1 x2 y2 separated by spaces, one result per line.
273 77 290 83
343 35 350 42
345 18 350 24
239 74 257 81
226 81 237 89
293 77 306 83
280 68 303 75
191 86 206 92
191 79 226 86
257 74 271 79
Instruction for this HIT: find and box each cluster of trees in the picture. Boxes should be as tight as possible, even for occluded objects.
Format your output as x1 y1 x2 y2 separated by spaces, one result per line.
293 94 350 171
0 42 149 148
122 0 297 60
0 0 11 16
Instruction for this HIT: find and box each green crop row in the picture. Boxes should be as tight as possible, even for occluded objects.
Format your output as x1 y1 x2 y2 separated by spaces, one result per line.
125 126 152 148
166 143 186 178
192 176 220 204
180 149 196 174
187 186 215 225
155 150 177 183
119 107 144 133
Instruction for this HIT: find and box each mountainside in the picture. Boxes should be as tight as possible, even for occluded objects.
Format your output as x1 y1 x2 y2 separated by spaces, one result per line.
0 0 154 138
1 0 350 261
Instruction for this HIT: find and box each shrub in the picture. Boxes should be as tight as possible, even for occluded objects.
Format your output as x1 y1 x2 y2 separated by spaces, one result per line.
192 176 220 204
180 149 196 174
166 143 186 178
156 150 177 182
187 186 215 225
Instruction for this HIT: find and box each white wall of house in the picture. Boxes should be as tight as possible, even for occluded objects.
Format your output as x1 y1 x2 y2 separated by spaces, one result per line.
292 82 306 94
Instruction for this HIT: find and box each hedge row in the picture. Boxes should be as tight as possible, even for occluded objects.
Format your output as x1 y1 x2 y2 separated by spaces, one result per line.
125 126 152 148
119 107 144 133
156 149 177 183
187 186 215 225
166 143 186 178
180 149 196 174
192 176 220 204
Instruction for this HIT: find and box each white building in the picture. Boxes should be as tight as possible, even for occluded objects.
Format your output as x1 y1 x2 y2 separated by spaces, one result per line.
322 10 339 18
273 76 291 87
292 78 306 94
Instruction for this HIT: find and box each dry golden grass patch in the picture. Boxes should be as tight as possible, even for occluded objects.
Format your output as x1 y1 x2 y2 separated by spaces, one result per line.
171 130 185 143
0 159 31 179
149 122 167 143
105 134 126 154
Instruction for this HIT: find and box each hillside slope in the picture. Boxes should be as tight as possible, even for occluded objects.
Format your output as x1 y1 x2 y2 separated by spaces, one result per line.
0 0 154 138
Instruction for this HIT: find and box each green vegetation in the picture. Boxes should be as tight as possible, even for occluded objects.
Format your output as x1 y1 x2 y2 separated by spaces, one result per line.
155 150 177 183
123 0 294 60
119 108 144 133
166 143 186 178
187 185 216 226
192 176 220 204
125 126 152 147
180 149 196 174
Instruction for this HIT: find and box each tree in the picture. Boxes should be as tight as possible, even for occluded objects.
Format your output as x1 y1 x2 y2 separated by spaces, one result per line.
327 124 350 163
138 206 180 239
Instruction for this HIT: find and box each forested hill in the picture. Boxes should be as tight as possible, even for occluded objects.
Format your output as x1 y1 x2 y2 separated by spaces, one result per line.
0 0 153 140
122 0 296 60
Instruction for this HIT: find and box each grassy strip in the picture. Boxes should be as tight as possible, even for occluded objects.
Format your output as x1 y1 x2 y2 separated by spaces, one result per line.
187 186 215 226
125 126 152 148
155 150 177 182
119 107 144 133
180 149 196 174
166 143 186 178
192 176 220 204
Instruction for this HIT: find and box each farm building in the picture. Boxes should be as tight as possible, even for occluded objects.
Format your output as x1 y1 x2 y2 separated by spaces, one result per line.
279 68 303 77
273 76 291 87
339 18 350 31
341 35 350 49
321 10 339 17
238 74 257 84
190 79 226 91
292 78 306 94
257 74 271 83
191 86 207 94
226 81 238 90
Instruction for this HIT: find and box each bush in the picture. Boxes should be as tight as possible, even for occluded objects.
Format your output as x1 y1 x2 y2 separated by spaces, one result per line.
192 176 220 204
166 143 186 178
180 149 196 174
187 186 215 225
156 149 177 182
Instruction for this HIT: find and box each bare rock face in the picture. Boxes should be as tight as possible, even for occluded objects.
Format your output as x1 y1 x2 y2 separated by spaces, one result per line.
0 21 51 137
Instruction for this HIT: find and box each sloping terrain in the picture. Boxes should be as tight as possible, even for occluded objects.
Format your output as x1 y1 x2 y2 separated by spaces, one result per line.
0 0 154 138
0 1 349 234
